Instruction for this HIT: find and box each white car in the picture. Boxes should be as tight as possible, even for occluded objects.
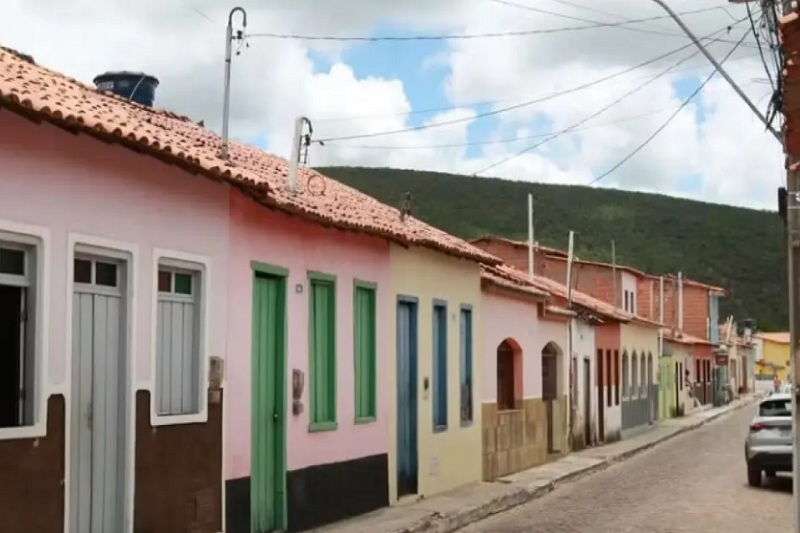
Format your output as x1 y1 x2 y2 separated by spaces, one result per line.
745 392 793 487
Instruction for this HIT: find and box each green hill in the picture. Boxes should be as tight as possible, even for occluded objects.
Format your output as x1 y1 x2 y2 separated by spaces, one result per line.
318 166 788 332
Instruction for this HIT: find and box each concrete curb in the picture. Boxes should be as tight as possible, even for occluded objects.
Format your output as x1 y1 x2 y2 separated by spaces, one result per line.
397 396 757 533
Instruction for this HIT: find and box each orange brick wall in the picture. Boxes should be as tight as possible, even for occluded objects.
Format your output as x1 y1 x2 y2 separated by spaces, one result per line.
646 277 711 341
471 238 715 342
682 284 710 340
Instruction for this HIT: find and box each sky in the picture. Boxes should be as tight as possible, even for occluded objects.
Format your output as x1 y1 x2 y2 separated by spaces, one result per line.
0 0 785 210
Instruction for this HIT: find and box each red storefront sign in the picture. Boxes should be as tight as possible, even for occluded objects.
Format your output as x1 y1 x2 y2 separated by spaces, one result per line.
714 353 729 366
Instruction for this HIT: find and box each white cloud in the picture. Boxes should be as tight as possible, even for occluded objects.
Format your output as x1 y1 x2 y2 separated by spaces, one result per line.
0 0 784 209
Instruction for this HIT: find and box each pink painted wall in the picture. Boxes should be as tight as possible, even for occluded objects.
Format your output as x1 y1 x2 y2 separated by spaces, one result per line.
481 288 569 400
536 317 570 398
227 190 390 479
0 112 229 393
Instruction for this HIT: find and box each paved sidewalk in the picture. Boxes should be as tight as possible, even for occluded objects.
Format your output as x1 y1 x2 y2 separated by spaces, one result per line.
309 395 759 533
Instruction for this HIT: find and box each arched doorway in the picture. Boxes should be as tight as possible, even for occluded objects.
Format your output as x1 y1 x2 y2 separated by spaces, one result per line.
541 342 562 453
497 339 522 411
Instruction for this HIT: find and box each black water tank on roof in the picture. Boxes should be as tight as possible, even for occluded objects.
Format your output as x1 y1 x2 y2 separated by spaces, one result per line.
93 71 160 107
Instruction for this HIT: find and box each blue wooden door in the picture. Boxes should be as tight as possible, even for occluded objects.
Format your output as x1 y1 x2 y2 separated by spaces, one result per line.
396 299 418 498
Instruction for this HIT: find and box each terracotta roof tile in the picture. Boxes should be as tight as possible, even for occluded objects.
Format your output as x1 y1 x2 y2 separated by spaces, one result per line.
0 45 499 265
493 264 633 322
545 305 577 317
663 330 714 346
480 264 550 299
757 332 790 344
470 235 569 257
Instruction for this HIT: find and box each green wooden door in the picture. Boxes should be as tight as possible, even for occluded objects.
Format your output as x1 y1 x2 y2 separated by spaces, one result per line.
252 272 287 532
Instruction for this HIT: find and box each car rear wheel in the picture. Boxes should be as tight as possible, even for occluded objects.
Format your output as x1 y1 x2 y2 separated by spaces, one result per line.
747 463 762 487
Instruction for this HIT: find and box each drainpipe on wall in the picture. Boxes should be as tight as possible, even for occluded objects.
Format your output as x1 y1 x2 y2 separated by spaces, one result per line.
678 272 684 333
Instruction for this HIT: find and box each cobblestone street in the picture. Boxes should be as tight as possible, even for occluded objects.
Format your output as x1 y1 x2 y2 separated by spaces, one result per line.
460 406 792 533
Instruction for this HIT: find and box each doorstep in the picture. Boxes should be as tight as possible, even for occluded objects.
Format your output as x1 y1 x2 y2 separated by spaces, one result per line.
307 395 757 533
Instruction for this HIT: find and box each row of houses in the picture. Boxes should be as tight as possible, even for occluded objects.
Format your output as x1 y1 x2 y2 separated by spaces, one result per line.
0 46 754 533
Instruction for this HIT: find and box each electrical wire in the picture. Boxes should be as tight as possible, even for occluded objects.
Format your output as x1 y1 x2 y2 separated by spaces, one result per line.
587 27 751 187
177 0 217 25
313 49 760 123
331 106 677 150
245 8 757 44
470 44 705 176
314 16 751 144
746 2 774 91
485 0 754 48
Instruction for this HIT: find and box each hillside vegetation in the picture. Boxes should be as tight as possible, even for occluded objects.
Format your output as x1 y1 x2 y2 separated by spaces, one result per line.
319 166 787 331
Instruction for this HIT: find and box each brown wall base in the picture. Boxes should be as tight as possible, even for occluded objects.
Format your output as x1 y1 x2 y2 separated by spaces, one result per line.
134 390 223 533
482 399 548 481
0 394 65 533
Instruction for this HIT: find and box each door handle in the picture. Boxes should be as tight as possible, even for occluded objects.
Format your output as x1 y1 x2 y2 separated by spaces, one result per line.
273 411 278 421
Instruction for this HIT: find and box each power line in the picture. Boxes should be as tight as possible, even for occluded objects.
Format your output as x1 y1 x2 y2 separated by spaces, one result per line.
327 106 677 150
470 43 705 176
313 49 760 123
177 0 217 25
746 2 774 91
314 17 750 144
328 58 764 151
547 0 739 24
245 7 757 45
486 0 753 47
587 26 751 187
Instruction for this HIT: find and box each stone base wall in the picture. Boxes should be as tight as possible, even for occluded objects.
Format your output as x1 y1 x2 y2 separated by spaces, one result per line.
481 399 549 481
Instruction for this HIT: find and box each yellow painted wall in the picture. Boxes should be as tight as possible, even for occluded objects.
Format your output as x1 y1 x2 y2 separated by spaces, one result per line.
388 244 483 503
760 339 790 381
620 322 659 395
671 343 692 412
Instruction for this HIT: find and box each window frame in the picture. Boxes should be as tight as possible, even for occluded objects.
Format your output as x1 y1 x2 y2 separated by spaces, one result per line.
621 351 629 400
150 249 211 426
432 299 448 433
614 349 620 405
353 279 377 425
308 271 338 432
0 223 48 440
459 304 474 427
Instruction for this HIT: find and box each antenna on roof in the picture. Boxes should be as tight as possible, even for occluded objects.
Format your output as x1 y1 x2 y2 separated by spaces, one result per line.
220 7 248 161
288 116 314 193
399 192 413 222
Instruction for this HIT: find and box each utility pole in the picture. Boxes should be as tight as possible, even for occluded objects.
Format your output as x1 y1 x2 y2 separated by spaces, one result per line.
724 0 800 528
789 156 800 533
566 230 576 452
528 193 535 281
650 0 781 142
221 7 248 160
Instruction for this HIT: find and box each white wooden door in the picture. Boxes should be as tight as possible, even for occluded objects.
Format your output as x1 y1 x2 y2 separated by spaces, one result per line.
70 257 126 533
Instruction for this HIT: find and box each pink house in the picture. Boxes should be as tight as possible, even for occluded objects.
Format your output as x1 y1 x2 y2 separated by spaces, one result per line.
479 265 571 480
0 46 498 533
